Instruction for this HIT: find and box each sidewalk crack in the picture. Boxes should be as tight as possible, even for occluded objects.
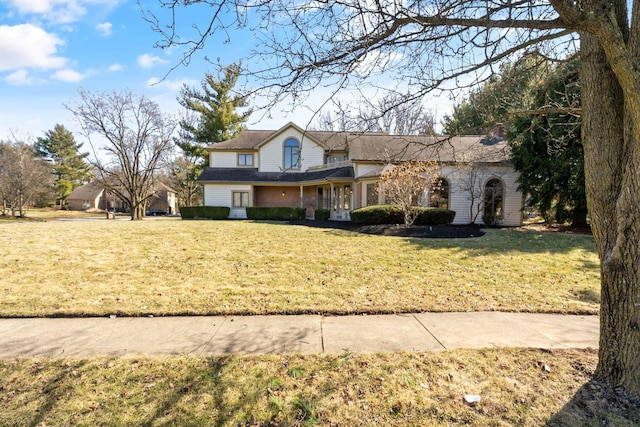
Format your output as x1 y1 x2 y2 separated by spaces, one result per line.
412 314 447 350
197 317 227 356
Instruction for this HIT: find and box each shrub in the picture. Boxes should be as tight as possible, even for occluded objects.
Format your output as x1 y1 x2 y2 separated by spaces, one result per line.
350 205 404 225
180 206 230 220
482 214 500 227
414 207 457 225
246 207 306 221
351 205 456 225
314 209 330 221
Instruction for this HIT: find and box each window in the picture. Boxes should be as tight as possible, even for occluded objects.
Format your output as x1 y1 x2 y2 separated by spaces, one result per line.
484 178 504 218
429 178 449 209
366 183 378 206
232 191 250 208
284 138 300 170
237 153 254 166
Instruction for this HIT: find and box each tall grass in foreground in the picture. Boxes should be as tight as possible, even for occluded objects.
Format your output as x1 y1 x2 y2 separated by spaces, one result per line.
0 220 600 317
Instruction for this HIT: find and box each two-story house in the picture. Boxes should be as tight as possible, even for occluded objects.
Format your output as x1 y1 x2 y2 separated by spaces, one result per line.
197 122 524 225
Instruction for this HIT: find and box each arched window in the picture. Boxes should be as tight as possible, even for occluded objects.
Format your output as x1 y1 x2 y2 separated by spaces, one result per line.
284 138 300 170
429 178 449 209
484 178 504 219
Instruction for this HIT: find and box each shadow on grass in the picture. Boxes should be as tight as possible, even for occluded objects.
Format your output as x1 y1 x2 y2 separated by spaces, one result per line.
134 321 320 426
27 360 88 427
575 288 601 304
288 219 596 255
546 378 640 426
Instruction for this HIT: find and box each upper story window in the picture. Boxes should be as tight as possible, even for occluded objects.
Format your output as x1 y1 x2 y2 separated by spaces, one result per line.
284 138 300 170
237 153 254 166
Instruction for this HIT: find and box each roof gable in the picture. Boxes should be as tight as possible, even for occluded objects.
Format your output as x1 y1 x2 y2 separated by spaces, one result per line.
67 182 104 200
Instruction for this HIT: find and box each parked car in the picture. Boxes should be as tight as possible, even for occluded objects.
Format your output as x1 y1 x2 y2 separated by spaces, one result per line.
146 209 168 216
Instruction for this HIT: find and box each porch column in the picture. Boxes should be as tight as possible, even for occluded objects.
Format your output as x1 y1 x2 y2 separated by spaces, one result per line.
299 185 304 208
330 182 335 219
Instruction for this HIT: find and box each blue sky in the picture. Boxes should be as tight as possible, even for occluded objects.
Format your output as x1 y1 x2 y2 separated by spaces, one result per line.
0 0 454 142
0 0 295 141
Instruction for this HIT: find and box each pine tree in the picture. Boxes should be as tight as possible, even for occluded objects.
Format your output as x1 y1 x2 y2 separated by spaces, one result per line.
509 60 586 225
34 124 92 208
177 63 250 167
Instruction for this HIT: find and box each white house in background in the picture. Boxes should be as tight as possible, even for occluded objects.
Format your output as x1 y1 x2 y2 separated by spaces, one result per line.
197 122 524 226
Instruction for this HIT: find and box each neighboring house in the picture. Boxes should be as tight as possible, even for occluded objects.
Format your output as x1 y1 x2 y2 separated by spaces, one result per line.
67 182 177 215
197 122 524 226
147 182 177 215
67 182 121 211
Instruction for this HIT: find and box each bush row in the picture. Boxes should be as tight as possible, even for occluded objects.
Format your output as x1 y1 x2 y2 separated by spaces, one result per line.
246 207 306 221
350 205 456 225
180 206 230 219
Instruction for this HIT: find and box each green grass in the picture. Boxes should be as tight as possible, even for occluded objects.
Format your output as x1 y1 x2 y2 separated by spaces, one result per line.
0 219 631 425
4 349 634 427
0 220 600 317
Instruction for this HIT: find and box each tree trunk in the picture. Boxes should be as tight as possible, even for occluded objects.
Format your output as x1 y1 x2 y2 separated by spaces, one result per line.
131 201 145 220
580 3 640 397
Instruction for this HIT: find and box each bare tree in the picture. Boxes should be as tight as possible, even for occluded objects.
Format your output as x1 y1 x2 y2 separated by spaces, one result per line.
456 161 506 225
167 152 202 208
66 89 176 220
148 0 640 397
313 94 436 134
0 140 53 217
376 161 439 226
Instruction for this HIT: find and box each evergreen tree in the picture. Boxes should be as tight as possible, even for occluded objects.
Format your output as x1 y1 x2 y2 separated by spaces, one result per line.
34 124 91 207
177 63 250 167
509 60 586 226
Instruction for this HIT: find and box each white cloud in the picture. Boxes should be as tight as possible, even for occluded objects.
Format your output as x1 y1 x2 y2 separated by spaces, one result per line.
108 63 124 71
6 0 52 14
3 0 122 25
51 67 84 82
0 23 67 71
137 53 168 69
95 21 112 37
5 69 35 85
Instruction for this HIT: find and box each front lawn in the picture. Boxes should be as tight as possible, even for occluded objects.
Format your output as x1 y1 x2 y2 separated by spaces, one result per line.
0 219 600 317
5 349 635 426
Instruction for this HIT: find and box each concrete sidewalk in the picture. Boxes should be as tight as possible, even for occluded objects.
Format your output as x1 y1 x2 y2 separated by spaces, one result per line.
0 312 598 359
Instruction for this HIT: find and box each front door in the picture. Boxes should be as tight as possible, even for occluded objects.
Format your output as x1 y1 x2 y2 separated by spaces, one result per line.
332 184 351 220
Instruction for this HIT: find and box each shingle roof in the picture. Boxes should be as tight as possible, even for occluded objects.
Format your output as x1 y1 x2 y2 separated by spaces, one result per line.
209 125 510 163
67 182 104 200
198 166 354 184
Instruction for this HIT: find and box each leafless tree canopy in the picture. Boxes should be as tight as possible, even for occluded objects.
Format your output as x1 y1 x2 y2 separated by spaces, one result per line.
146 1 576 113
66 89 176 220
313 93 436 134
0 140 53 217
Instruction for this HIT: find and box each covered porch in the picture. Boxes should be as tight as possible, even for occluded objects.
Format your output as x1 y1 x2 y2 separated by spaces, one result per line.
253 180 354 220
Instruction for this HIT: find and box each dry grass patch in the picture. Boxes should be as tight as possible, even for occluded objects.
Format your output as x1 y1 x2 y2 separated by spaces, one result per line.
0 220 599 317
1 349 636 426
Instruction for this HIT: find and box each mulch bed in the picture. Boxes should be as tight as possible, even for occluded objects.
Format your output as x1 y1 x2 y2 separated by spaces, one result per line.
291 220 485 238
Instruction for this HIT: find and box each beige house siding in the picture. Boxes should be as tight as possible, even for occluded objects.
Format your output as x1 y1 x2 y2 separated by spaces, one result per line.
258 128 325 172
439 164 521 226
204 184 252 219
209 151 237 168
